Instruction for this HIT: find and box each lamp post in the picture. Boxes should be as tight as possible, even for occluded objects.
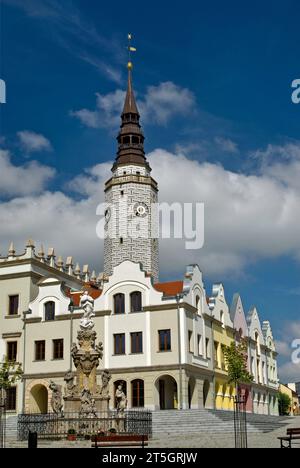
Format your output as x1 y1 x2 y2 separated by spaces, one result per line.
68 302 75 371
21 309 32 414
176 294 184 410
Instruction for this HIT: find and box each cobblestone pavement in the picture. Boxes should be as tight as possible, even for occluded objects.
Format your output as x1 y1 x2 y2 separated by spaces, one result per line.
6 417 300 449
150 417 300 449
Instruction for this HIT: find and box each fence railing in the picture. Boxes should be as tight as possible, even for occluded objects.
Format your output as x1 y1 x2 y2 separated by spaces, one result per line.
18 410 152 441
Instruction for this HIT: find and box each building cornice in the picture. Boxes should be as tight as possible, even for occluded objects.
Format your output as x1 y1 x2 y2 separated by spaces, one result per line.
2 332 22 339
105 174 158 192
22 363 214 381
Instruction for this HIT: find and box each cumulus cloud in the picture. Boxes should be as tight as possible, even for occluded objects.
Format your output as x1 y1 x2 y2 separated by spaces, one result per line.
71 82 196 129
17 130 52 153
1 142 300 280
276 321 300 382
0 150 55 197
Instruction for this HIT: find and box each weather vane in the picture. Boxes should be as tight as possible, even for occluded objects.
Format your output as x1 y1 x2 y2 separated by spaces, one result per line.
127 33 137 70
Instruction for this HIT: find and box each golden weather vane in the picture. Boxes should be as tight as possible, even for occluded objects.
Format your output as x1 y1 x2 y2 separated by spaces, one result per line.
127 33 137 70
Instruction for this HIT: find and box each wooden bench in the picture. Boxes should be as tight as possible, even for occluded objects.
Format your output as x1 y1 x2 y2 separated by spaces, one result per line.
92 434 149 449
278 428 300 448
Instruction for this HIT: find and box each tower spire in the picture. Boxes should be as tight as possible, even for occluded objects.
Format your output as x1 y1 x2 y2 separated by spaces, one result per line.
112 34 150 172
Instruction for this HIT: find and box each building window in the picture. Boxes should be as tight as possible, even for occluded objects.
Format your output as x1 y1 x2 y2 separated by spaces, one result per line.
44 301 55 321
158 330 171 352
8 295 19 316
132 380 144 408
206 338 210 359
214 341 219 368
114 294 125 315
197 335 202 356
130 291 142 313
7 342 17 362
131 332 143 354
53 339 64 360
188 331 193 353
114 334 125 355
195 295 201 314
35 341 46 361
6 387 17 411
220 311 225 327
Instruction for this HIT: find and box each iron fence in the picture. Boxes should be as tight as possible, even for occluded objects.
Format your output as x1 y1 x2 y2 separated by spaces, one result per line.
18 410 152 441
234 395 248 449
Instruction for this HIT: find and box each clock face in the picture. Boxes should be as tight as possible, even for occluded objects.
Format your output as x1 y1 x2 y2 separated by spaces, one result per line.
134 202 148 218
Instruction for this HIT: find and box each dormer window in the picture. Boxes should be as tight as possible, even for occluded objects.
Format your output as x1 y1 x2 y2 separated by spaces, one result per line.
45 301 55 322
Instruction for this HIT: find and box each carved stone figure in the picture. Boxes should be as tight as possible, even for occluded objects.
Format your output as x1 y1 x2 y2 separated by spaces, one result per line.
80 291 95 330
96 342 104 360
80 388 97 417
64 372 77 397
115 384 128 414
49 381 63 417
101 370 111 397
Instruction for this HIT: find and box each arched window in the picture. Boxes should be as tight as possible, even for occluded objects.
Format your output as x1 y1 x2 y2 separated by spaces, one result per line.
255 332 261 356
220 311 225 327
132 380 144 408
44 301 55 321
195 295 201 314
114 294 125 315
130 291 142 313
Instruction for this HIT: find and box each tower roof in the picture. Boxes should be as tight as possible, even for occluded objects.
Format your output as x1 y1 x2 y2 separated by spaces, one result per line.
113 63 150 171
122 69 139 116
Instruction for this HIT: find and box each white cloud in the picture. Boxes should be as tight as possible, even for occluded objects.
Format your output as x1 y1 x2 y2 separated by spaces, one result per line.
17 130 52 153
1 140 300 280
71 82 196 129
277 321 300 382
0 150 55 197
215 136 239 154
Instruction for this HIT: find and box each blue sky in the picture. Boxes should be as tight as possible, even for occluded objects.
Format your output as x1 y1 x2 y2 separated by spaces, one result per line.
0 0 300 381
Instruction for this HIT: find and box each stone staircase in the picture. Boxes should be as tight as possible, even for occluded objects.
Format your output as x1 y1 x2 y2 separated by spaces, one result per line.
5 415 18 440
153 409 291 435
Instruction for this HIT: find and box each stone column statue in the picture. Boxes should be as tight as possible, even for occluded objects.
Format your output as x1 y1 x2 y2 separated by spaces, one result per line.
49 381 63 417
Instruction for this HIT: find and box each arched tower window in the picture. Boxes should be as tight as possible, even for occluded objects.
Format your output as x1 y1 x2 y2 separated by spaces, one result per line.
130 291 142 313
44 301 55 321
114 294 125 315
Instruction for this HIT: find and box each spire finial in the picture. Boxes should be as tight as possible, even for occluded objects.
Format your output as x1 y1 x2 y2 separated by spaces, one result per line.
127 33 136 71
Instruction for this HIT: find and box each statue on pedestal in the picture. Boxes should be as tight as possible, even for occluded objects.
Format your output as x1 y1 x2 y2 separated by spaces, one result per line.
116 384 128 415
49 381 63 417
63 290 111 415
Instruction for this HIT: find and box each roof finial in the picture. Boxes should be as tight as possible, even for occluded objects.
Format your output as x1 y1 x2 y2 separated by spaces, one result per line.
127 33 136 71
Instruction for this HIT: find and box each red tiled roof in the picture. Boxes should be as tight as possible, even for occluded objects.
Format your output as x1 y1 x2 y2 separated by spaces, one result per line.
154 281 184 297
70 288 102 306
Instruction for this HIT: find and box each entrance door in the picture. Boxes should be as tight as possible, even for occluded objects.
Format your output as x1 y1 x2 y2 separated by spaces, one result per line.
159 380 165 410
